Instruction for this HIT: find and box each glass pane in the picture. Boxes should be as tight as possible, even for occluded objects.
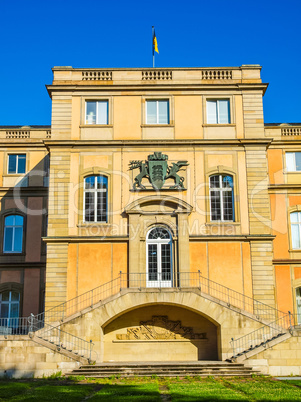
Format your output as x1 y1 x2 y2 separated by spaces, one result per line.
146 101 157 124
223 190 233 221
5 215 14 226
2 291 9 301
158 100 169 124
210 175 220 188
291 212 298 223
97 192 107 222
85 192 95 222
222 175 233 188
148 227 170 239
97 175 107 189
11 292 20 301
4 227 13 252
85 176 95 189
10 303 19 318
161 244 171 281
148 244 158 281
14 227 23 252
218 100 230 124
2 304 9 318
15 215 23 226
286 153 295 172
8 155 17 173
210 190 221 220
86 102 96 124
97 101 108 124
295 153 301 171
291 224 300 249
207 101 217 124
17 155 26 174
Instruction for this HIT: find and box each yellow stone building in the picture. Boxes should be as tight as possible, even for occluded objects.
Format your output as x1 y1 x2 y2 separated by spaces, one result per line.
1 65 301 377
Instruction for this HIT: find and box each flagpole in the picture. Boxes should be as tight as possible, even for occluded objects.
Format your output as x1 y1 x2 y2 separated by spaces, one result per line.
152 26 155 68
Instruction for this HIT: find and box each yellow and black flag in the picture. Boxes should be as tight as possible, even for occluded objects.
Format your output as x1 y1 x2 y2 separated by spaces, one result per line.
153 28 159 54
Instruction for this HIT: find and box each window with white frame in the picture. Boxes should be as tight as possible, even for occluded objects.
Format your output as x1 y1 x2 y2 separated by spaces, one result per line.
286 152 301 172
0 290 20 328
146 100 169 124
206 99 230 124
3 215 24 253
209 174 234 221
85 101 108 125
290 211 301 249
84 175 108 222
8 154 26 174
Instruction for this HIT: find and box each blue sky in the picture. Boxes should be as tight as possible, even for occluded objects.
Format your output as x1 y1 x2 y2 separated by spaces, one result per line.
0 0 300 125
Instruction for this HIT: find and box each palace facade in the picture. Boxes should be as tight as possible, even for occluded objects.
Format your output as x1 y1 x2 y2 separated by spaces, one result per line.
1 65 301 377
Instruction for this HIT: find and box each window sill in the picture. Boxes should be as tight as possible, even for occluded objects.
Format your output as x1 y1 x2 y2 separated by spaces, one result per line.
141 124 174 128
206 221 240 225
203 124 235 127
4 174 26 177
77 222 111 227
289 249 301 253
80 124 113 128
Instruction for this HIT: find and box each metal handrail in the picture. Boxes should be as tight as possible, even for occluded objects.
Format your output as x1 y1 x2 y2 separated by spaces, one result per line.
121 271 286 322
230 313 291 359
36 321 94 362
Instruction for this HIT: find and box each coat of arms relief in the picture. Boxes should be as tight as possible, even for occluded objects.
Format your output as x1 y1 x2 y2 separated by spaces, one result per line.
129 152 189 190
115 316 207 341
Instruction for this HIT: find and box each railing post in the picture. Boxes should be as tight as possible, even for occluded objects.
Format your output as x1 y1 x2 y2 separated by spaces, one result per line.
231 337 235 358
29 313 34 332
91 289 93 307
227 288 230 306
198 270 201 289
119 271 122 290
288 310 293 330
89 339 92 362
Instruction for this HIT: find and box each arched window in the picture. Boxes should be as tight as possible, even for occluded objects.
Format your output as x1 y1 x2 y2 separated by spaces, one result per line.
0 290 20 328
296 287 301 324
146 227 172 287
290 212 301 249
84 175 108 223
3 215 24 253
209 174 234 221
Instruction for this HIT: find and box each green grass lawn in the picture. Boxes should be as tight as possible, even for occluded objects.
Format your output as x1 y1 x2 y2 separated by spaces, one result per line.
0 376 300 401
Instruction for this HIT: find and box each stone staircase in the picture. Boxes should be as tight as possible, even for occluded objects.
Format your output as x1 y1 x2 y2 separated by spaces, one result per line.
65 361 261 378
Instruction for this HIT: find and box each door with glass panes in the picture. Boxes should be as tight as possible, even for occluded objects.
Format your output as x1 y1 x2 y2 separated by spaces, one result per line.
146 227 172 287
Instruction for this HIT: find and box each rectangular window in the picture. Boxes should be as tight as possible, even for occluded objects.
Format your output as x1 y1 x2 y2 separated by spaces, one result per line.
85 101 108 125
8 154 26 174
286 152 301 172
146 100 169 124
207 99 230 124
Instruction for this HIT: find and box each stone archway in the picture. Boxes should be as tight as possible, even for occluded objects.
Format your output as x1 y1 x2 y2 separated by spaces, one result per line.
103 304 218 362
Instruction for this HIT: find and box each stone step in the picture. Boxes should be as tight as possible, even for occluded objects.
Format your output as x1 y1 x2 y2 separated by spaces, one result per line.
65 361 259 378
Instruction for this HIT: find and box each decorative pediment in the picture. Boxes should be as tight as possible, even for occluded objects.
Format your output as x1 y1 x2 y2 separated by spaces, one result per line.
125 195 193 215
116 316 207 341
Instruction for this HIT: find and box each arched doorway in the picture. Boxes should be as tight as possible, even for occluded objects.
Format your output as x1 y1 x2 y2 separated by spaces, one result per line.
146 227 172 287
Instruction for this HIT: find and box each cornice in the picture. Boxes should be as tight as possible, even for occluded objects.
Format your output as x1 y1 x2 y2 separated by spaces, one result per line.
189 235 275 241
43 236 129 243
44 138 272 150
46 83 268 98
269 185 301 192
273 259 301 265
